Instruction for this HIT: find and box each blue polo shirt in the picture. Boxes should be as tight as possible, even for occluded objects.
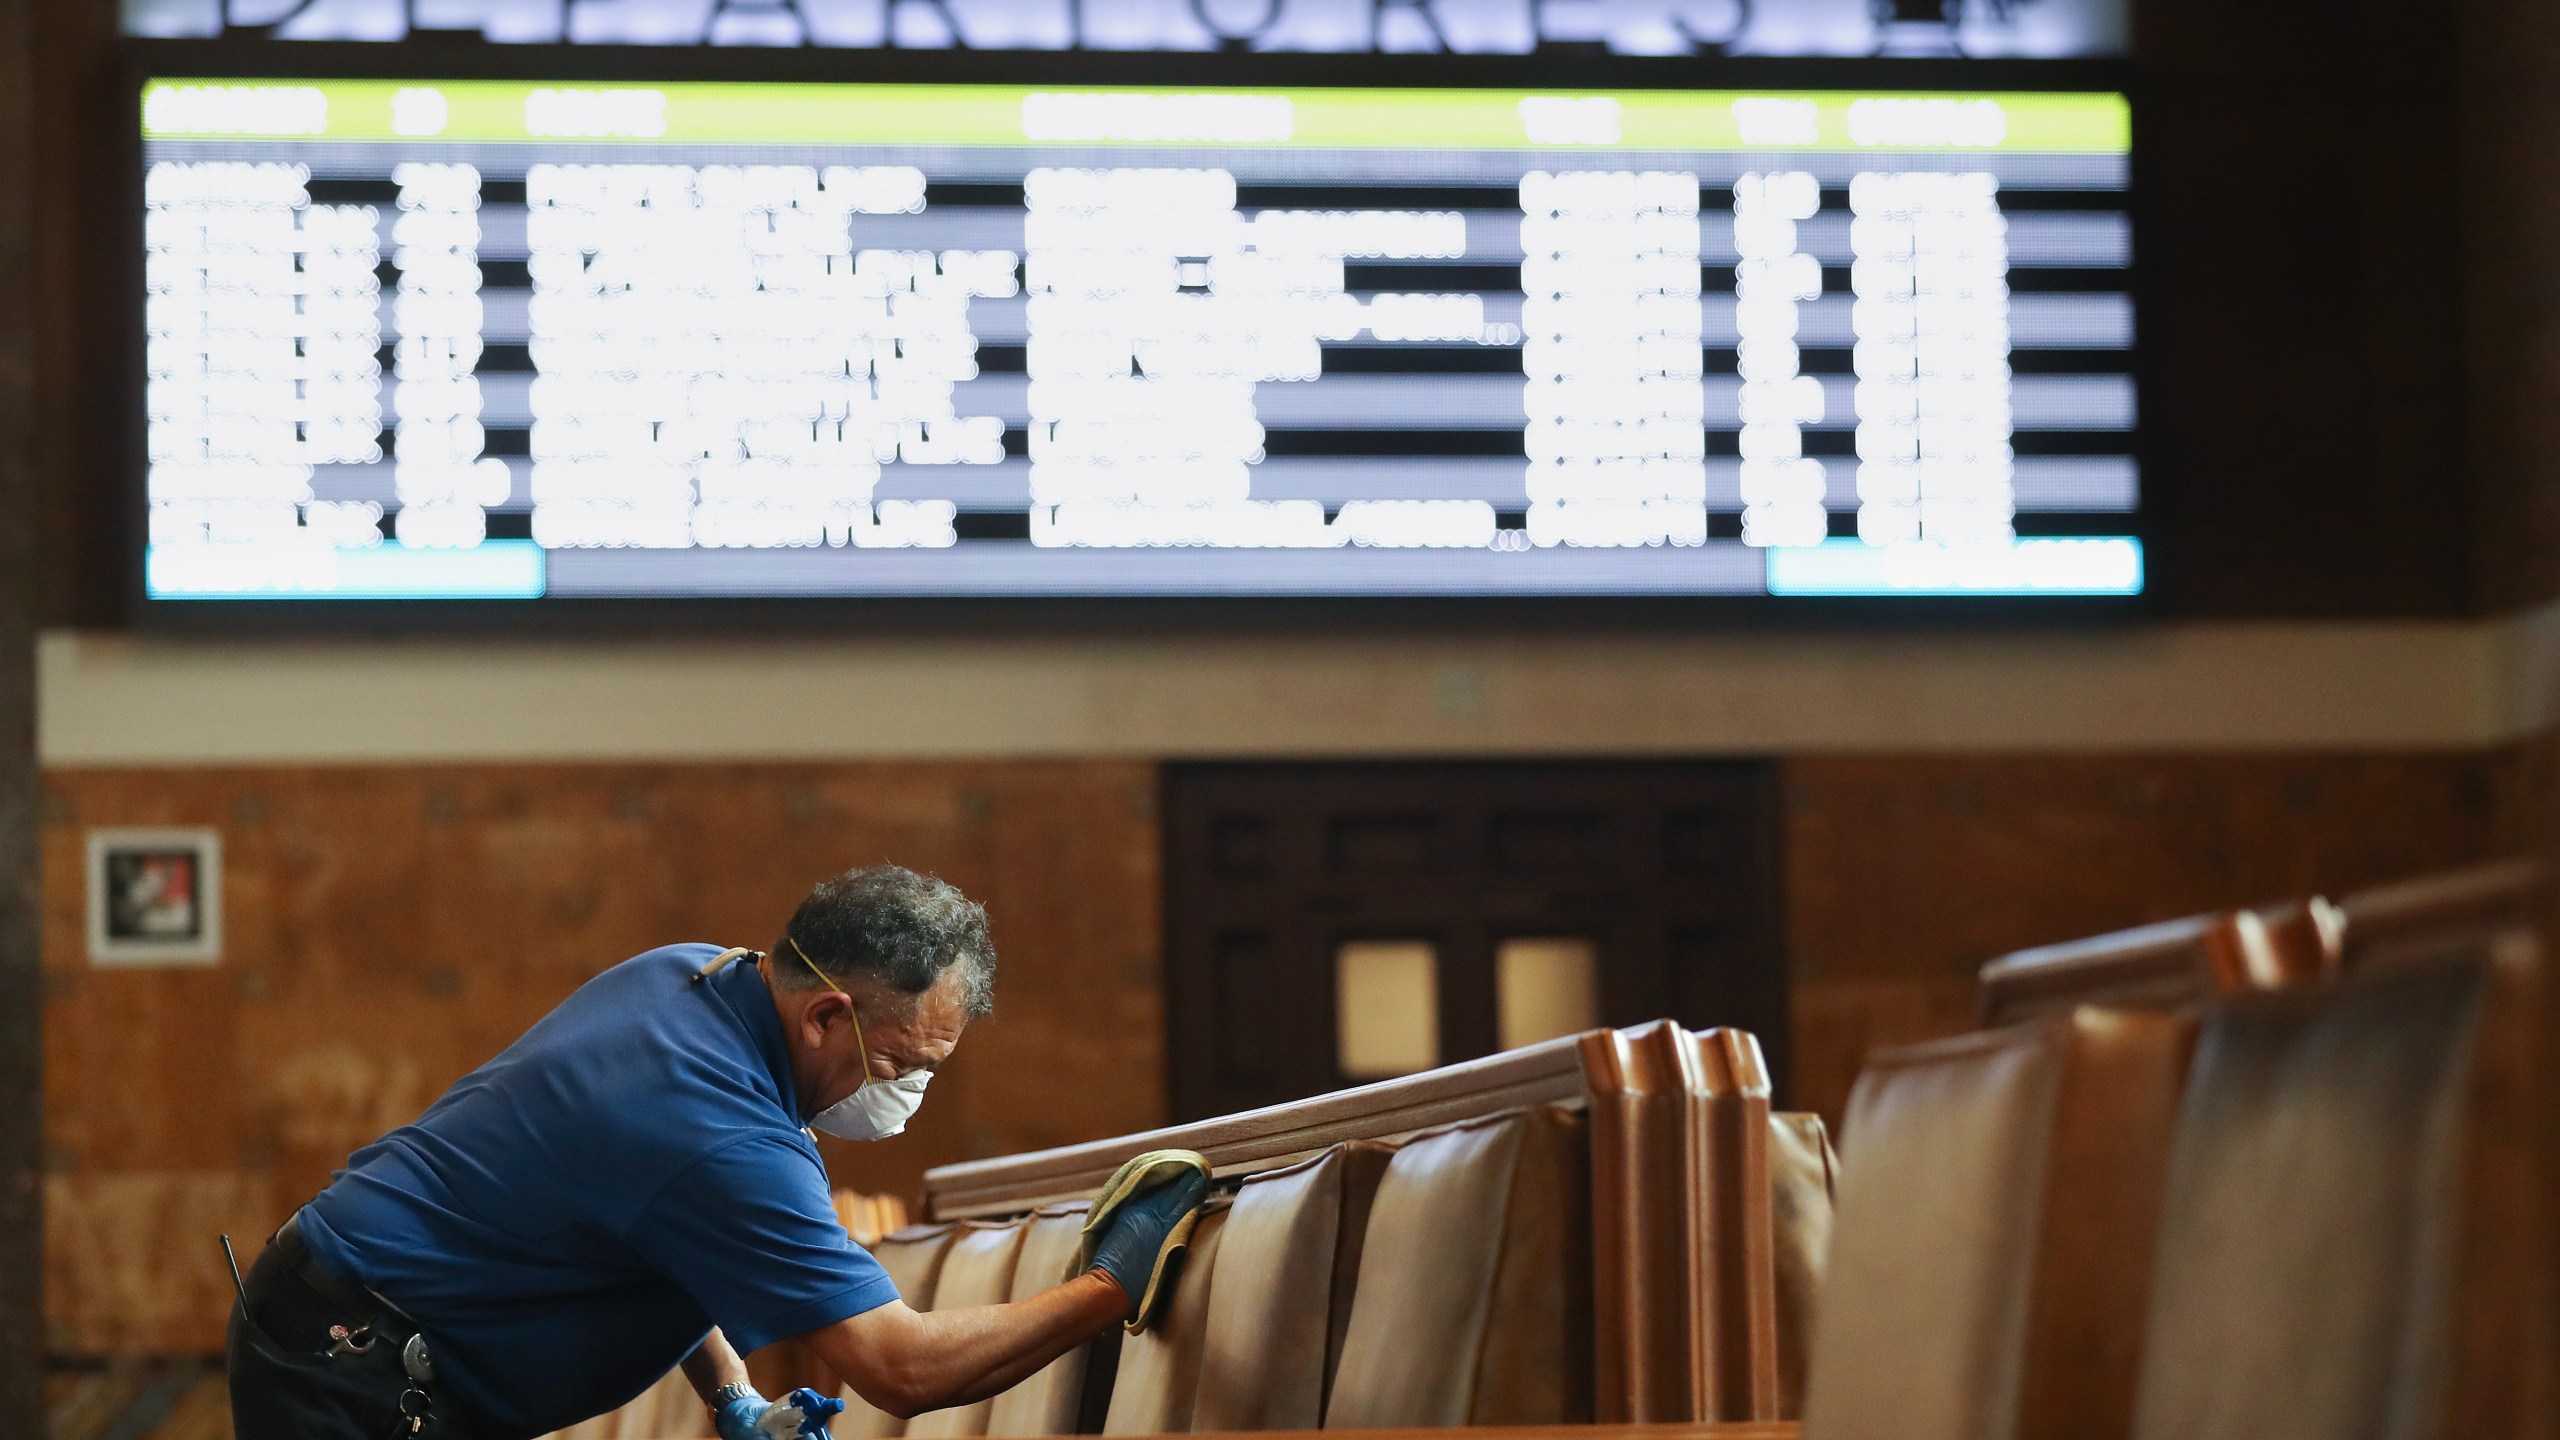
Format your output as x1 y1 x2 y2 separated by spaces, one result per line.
299 944 900 1440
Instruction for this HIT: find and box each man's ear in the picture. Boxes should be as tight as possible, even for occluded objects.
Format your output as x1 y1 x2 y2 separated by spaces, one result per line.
803 985 854 1042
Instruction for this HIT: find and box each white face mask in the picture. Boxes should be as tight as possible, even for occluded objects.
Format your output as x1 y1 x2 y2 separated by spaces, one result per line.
811 1067 932 1142
786 936 934 1142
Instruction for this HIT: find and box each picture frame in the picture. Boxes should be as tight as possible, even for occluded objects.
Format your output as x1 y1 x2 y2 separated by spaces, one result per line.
85 826 223 966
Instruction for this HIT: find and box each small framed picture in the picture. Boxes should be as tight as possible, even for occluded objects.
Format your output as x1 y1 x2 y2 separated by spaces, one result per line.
86 828 223 966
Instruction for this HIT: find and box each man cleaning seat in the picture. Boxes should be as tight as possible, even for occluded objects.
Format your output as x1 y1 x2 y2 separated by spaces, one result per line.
226 864 1208 1440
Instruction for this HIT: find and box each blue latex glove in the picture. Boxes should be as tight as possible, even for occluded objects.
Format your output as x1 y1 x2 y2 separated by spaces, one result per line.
715 1386 845 1440
1085 1168 1211 1320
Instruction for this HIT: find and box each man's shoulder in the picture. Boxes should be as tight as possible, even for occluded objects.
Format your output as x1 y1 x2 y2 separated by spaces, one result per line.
518 943 758 1074
546 943 733 1014
603 942 730 983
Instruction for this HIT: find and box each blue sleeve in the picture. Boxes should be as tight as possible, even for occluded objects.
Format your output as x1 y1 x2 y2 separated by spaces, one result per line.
628 1134 902 1354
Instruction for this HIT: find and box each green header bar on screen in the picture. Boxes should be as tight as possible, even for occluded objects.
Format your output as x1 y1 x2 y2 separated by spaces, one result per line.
141 79 2129 153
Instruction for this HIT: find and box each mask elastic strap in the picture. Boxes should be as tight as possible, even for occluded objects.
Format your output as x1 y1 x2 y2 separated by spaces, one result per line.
789 935 877 1081
786 934 842 994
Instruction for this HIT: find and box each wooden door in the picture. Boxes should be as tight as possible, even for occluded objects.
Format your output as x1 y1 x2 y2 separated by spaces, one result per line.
1163 761 1785 1120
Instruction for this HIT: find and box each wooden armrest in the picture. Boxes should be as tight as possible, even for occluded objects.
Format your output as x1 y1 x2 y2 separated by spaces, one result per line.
925 1032 1602 1219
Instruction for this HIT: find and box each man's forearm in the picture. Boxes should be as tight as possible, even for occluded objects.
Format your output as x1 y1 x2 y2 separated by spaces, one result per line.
926 1273 1126 1409
681 1329 754 1406
810 1272 1127 1417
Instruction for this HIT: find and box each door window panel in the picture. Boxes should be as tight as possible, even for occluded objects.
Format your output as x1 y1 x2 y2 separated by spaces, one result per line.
1335 939 1440 1079
1497 936 1601 1049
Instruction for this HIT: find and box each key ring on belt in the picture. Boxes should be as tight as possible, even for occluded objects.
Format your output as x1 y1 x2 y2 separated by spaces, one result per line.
392 1332 437 1437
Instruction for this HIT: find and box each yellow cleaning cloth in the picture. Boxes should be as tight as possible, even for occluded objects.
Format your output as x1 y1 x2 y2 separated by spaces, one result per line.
1080 1148 1211 1332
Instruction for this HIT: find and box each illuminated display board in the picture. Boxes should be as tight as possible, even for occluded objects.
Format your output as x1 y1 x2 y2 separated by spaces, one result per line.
138 69 2140 603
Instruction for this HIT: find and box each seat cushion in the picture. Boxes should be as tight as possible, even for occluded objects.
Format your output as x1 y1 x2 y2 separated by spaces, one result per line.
906 1220 1031 1440
1324 1105 1592 1428
1193 1141 1395 1431
2129 960 2486 1440
985 1206 1109 1438
840 1225 962 1440
1101 1201 1232 1435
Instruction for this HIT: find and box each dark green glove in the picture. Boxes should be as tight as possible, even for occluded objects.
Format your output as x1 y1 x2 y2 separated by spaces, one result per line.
1083 1161 1211 1332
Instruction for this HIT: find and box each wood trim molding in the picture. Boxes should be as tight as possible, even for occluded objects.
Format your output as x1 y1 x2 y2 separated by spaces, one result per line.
35 604 2560 766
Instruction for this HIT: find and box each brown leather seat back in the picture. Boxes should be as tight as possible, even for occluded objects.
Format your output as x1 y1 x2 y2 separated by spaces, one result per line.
1768 1111 1838 1421
906 1220 1031 1440
1805 1006 2196 1440
1802 1023 2065 1440
2129 960 2489 1440
986 1205 1112 1437
1324 1105 1593 1428
2340 874 2552 1440
1101 1200 1233 1435
841 1225 961 1440
1192 1141 1395 1431
2012 1008 2197 1440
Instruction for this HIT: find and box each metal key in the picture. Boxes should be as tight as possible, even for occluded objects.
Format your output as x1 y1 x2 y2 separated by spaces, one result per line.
394 1384 432 1438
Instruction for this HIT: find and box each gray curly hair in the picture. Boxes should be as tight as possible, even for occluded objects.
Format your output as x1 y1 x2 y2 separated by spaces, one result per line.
775 865 996 1017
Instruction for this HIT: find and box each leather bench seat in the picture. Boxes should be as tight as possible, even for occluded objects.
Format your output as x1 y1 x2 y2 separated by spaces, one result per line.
1324 1105 1593 1428
1804 1004 2195 1440
1193 1140 1397 1432
1101 1199 1234 1434
906 1220 1031 1440
987 1204 1112 1437
842 1224 964 1440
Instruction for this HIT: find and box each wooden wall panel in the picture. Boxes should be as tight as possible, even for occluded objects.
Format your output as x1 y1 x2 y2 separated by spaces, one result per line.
1782 752 2533 1126
39 747 2550 1362
39 761 1161 1355
2539 722 2560 1415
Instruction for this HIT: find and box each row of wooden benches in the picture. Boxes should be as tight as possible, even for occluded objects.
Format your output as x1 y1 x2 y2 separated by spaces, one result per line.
1813 857 2549 1440
547 1023 1839 1440
550 856 2545 1440
898 1023 1839 1433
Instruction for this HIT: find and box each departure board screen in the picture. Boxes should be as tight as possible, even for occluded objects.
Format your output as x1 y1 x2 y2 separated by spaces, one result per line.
138 74 2140 603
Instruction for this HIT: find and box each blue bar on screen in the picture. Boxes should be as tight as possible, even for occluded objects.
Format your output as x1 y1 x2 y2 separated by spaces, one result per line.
1764 537 2144 596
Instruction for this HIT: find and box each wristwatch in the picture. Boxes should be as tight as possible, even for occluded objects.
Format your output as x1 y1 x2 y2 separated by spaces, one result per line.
710 1380 759 1410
